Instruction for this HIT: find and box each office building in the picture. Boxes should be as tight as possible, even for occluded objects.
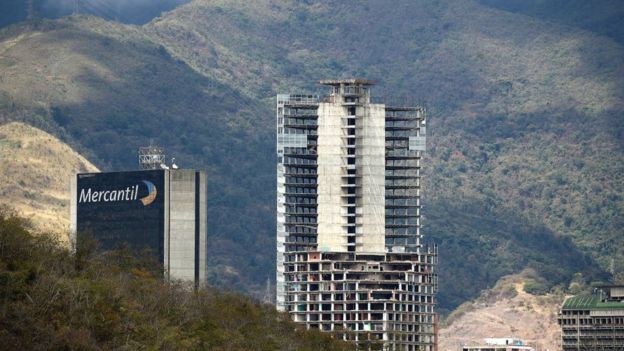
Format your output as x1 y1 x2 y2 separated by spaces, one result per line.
276 79 437 350
558 285 624 350
70 169 207 287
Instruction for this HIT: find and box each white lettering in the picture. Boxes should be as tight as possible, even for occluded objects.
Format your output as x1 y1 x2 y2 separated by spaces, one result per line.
78 182 155 205
79 188 92 203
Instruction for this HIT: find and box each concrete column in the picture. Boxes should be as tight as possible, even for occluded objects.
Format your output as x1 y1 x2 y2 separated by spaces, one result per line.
358 103 386 253
317 102 347 252
69 175 77 249
168 169 197 282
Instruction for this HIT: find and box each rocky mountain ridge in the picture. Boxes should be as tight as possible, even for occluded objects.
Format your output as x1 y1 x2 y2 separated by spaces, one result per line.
0 0 621 313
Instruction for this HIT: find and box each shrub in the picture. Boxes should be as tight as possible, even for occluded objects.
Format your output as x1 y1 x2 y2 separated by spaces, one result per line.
524 279 549 295
0 210 352 351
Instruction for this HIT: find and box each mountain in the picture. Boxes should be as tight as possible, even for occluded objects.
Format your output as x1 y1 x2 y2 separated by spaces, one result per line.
0 15 275 294
0 0 26 28
0 0 622 313
479 0 624 45
0 122 98 238
0 0 191 27
145 0 622 309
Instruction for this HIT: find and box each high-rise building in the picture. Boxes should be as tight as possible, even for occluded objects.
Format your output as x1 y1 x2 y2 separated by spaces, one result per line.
276 79 437 350
558 285 624 350
70 169 207 287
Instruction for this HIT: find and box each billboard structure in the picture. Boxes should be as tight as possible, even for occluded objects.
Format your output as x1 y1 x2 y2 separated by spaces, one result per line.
70 169 207 287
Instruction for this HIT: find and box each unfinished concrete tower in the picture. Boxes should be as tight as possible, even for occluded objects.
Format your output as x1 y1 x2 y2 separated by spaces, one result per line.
276 79 437 350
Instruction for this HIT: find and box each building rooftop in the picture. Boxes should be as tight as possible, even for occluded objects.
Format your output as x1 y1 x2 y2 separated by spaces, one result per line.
595 284 624 289
562 295 624 310
318 78 376 86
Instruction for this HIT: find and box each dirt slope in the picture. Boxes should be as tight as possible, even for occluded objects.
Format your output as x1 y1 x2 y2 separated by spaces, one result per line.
439 274 563 351
0 122 98 239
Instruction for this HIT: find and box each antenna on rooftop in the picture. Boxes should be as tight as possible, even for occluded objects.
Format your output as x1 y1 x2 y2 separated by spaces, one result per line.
27 0 36 20
262 276 273 305
138 141 166 170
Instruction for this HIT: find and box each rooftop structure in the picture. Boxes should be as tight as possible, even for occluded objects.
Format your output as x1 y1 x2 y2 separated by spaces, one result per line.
462 338 534 351
276 79 436 350
319 78 376 86
558 285 624 350
138 144 166 170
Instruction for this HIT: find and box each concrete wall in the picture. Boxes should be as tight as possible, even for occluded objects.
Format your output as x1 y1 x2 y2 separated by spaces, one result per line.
317 102 347 252
358 103 386 253
167 169 207 286
164 170 170 279
198 171 207 287
316 101 386 253
69 175 77 248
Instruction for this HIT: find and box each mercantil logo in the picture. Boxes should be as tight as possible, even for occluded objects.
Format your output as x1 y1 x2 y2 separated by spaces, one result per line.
139 180 157 206
79 180 157 206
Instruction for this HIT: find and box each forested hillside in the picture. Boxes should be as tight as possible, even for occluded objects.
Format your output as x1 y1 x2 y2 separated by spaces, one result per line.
0 210 351 350
0 0 622 312
479 0 624 45
0 16 275 294
0 0 190 27
146 0 624 310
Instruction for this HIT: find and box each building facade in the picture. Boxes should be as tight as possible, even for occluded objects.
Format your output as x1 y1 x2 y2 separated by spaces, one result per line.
276 79 437 350
462 338 534 351
70 169 207 287
558 285 624 350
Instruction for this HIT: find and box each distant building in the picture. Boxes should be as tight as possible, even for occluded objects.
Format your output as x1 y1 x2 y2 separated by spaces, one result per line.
276 79 437 350
557 285 624 350
70 169 207 287
462 338 534 351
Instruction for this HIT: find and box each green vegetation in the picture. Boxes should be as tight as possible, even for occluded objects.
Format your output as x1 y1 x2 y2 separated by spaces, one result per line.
479 0 624 45
427 200 607 313
145 0 622 309
0 0 191 26
0 15 275 299
0 0 622 314
0 209 351 350
523 279 549 295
